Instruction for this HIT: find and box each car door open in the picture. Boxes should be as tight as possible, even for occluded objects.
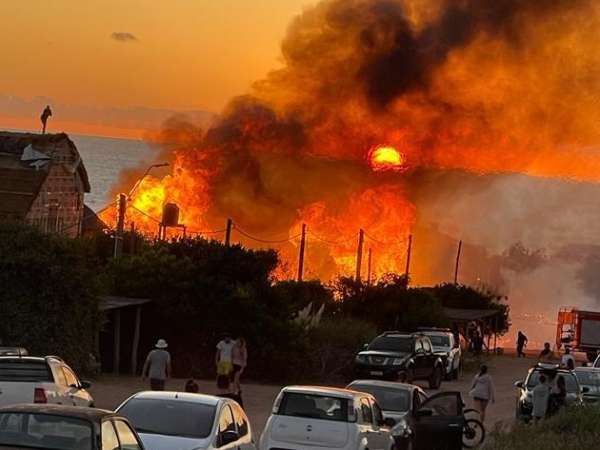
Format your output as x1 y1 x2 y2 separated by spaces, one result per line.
413 392 464 450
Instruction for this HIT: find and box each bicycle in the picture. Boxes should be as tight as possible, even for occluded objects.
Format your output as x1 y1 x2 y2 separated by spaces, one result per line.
462 408 485 448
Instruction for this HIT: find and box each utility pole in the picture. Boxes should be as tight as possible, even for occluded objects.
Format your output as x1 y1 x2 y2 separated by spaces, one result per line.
225 218 233 246
297 224 307 282
113 193 126 258
367 248 372 285
129 222 136 254
454 240 463 284
356 229 364 281
404 234 413 284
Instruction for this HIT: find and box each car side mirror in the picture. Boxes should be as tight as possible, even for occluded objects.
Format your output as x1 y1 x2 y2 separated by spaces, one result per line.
416 408 433 418
514 381 523 389
80 381 92 389
220 430 239 446
382 417 396 427
582 386 590 393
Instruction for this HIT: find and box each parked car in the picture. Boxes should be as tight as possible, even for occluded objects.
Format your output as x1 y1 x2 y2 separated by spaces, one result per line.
354 332 445 388
514 363 584 421
117 391 255 450
417 328 461 380
347 381 467 450
0 354 93 408
260 386 396 450
0 404 144 450
573 367 600 403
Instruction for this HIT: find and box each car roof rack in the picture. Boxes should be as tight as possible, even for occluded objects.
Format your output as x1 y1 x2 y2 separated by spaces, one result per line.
0 347 29 357
382 331 412 336
535 362 561 370
417 327 452 332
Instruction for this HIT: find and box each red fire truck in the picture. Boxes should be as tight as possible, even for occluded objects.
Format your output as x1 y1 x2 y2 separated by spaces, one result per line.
556 307 600 361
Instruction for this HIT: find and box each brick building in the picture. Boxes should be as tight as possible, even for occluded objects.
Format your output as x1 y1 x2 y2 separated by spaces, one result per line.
0 132 90 237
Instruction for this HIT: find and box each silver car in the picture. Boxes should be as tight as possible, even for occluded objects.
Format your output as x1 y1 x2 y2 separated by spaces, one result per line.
116 391 255 450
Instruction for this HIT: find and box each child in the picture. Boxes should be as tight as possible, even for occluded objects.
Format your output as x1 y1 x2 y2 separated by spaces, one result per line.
184 372 199 393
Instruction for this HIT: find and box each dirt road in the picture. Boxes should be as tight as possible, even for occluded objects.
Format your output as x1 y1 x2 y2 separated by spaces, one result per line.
91 354 538 436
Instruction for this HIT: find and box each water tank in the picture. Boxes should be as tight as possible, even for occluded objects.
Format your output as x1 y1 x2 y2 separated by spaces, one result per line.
162 203 180 227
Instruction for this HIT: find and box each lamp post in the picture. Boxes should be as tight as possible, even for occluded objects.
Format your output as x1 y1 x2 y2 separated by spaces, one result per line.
113 162 169 258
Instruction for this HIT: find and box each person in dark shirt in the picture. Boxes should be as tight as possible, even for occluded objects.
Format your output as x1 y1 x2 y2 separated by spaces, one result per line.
184 372 200 393
216 374 244 408
517 331 528 358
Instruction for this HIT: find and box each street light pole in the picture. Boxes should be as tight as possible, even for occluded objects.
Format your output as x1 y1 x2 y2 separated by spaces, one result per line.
128 163 170 199
113 162 169 258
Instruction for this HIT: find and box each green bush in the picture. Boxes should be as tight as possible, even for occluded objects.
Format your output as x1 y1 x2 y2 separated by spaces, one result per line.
0 223 102 372
305 317 377 382
488 406 600 450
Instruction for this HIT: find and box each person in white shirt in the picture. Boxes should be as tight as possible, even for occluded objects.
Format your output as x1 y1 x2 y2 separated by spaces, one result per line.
216 333 235 378
469 364 495 423
560 347 575 370
532 374 551 422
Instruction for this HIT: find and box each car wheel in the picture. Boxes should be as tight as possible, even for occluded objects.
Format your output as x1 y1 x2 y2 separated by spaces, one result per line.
429 366 442 389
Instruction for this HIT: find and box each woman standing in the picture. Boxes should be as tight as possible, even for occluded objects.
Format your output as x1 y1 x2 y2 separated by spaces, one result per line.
232 337 248 395
469 364 495 423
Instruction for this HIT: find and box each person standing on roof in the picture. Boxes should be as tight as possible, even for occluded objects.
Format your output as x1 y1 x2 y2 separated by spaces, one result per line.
142 339 171 391
516 331 528 358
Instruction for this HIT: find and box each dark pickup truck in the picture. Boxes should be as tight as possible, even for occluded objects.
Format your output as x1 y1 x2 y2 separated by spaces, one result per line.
354 332 445 389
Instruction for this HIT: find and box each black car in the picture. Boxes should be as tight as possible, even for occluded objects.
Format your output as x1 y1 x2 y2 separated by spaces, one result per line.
354 332 445 389
0 404 145 450
347 380 465 450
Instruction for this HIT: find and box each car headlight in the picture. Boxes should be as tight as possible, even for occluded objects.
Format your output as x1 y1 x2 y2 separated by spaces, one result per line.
392 358 405 366
356 355 367 363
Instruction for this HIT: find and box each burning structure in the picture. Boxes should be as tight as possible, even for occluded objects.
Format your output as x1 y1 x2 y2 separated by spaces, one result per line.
104 0 600 281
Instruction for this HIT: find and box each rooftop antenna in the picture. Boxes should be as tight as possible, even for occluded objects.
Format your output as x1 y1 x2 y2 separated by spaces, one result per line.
41 105 52 134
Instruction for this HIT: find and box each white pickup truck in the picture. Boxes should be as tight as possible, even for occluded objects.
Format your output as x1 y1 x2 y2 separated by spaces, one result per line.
0 354 94 407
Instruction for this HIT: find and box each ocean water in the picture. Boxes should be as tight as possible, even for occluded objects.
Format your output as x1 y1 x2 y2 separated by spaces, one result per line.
72 134 160 212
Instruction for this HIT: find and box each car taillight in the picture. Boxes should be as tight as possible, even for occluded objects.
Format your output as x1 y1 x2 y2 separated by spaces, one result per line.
34 388 48 404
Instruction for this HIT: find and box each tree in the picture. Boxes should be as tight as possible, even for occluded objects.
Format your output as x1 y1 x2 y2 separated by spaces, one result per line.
0 223 102 371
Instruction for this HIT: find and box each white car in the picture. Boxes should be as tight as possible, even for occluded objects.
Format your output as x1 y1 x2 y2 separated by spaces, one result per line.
117 391 256 450
0 355 93 407
260 386 396 450
418 329 462 380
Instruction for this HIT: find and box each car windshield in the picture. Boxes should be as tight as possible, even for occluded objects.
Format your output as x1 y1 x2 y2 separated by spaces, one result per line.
575 370 600 386
278 393 348 422
368 336 413 352
350 385 410 412
526 371 579 392
0 413 92 450
118 398 216 439
426 335 451 348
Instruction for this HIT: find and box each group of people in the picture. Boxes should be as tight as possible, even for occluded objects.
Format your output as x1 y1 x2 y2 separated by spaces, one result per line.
531 372 567 422
140 333 248 407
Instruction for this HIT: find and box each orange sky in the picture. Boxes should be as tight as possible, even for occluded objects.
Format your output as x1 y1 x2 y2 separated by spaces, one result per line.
0 0 310 138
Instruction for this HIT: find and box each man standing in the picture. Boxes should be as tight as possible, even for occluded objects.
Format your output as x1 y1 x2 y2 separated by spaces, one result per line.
216 333 235 379
538 342 555 363
516 331 528 358
142 339 171 391
561 347 575 370
532 374 550 423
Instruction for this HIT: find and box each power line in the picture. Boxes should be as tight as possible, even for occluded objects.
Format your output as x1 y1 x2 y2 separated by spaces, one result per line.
234 224 302 244
128 205 162 224
307 230 357 245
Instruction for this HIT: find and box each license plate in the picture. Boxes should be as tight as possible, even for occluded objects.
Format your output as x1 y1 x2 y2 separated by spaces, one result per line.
370 371 384 376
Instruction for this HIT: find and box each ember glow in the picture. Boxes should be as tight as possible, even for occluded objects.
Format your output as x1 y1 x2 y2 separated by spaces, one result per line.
103 0 600 280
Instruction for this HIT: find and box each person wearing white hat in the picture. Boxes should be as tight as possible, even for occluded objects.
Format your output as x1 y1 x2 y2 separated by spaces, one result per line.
142 338 171 390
